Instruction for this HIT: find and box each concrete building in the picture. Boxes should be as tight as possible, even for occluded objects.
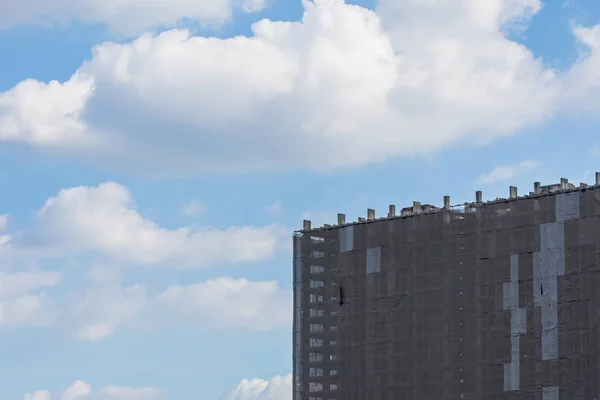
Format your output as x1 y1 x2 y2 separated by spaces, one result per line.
293 174 600 400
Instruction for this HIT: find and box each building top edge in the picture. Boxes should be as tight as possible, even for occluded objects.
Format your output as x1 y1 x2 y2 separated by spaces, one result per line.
295 181 600 234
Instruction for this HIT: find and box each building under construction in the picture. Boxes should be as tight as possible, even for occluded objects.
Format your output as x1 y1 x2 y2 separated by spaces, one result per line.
293 176 600 400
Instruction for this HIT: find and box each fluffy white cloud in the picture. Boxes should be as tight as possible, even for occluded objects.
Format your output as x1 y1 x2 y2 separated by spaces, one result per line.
70 282 147 341
0 182 289 337
0 271 60 326
0 294 53 326
64 275 290 341
25 376 291 400
2 0 597 176
0 267 290 339
24 380 166 400
158 277 292 331
7 182 283 268
476 160 539 184
221 375 292 400
562 24 600 113
0 271 60 298
0 0 265 36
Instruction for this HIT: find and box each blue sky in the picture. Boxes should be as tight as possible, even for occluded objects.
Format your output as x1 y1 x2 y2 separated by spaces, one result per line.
0 0 599 399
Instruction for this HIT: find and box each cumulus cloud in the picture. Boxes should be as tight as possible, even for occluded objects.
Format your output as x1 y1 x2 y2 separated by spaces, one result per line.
2 0 598 176
70 282 147 341
0 182 289 338
0 0 265 36
0 266 290 340
0 271 60 327
562 24 600 113
221 375 292 400
6 182 283 268
0 294 53 326
64 275 290 341
476 160 539 184
25 375 291 400
0 271 61 298
24 380 166 400
158 277 292 331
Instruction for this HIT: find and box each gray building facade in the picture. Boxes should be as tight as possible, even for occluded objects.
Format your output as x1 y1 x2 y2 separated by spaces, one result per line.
293 177 600 399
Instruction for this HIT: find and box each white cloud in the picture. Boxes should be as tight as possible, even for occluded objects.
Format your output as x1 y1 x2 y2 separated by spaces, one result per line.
181 199 206 216
562 24 600 112
56 380 91 400
7 182 283 268
476 160 539 184
0 271 60 327
26 375 291 400
24 380 166 400
24 391 51 400
3 0 598 176
0 294 53 326
158 277 292 331
221 375 292 400
0 0 265 36
0 269 290 338
242 0 266 13
0 182 289 338
97 386 167 400
70 283 147 341
62 276 290 341
0 271 61 298
0 214 8 231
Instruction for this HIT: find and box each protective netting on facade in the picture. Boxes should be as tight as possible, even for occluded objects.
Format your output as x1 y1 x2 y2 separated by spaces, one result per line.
293 184 600 400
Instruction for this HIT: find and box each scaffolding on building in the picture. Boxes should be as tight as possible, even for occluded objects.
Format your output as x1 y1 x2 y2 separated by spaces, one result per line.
293 174 600 399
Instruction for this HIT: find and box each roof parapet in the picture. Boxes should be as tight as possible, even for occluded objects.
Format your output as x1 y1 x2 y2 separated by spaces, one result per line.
540 182 576 194
300 174 600 231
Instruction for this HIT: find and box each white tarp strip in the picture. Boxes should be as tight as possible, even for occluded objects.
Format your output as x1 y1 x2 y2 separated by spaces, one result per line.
512 308 526 334
541 222 565 277
339 226 354 253
540 222 561 360
366 247 381 274
510 334 520 390
504 254 524 391
556 192 579 222
543 386 559 400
